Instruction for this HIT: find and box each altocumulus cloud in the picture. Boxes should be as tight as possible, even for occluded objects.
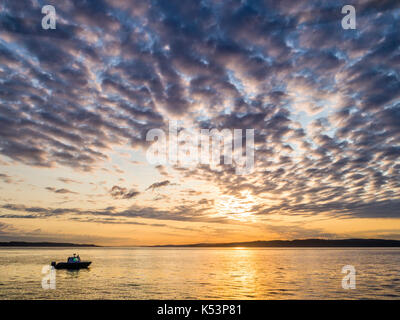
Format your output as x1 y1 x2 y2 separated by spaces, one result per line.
0 0 399 224
110 186 140 200
146 180 173 191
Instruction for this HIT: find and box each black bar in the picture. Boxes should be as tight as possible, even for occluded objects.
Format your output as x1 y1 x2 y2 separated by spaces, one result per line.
1 300 399 318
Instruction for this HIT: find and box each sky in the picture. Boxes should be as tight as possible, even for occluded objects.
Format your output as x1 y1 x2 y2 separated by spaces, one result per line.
0 0 399 246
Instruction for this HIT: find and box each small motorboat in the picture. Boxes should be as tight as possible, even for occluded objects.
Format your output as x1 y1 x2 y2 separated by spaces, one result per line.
51 253 91 270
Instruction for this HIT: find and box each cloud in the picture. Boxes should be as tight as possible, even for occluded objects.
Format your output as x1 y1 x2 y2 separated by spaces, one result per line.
0 173 13 184
0 0 399 229
0 202 227 223
110 186 140 199
57 177 82 184
46 187 77 194
146 180 173 191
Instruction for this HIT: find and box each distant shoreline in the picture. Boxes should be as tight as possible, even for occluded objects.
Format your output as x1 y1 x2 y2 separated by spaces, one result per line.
150 239 400 248
2 239 400 248
0 241 99 247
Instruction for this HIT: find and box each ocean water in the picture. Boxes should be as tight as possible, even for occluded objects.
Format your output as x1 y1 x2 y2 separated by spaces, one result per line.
0 247 399 299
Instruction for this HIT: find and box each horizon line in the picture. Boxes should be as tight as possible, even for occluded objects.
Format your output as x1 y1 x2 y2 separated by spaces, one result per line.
2 238 400 247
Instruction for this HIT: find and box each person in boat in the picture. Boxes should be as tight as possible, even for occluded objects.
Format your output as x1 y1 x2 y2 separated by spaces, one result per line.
67 254 81 263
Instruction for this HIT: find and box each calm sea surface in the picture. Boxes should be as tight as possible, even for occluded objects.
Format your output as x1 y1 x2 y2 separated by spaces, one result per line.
0 247 399 299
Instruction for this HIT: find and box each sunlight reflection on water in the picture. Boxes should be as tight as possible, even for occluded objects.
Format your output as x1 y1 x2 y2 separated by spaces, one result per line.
0 247 399 299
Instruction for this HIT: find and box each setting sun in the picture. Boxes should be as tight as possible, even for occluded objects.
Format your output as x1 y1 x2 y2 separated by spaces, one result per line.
216 191 258 221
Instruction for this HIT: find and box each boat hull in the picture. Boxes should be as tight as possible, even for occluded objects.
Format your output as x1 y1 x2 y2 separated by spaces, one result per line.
54 262 91 269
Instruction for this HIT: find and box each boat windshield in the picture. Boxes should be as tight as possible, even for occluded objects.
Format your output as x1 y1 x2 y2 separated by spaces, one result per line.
67 255 81 263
